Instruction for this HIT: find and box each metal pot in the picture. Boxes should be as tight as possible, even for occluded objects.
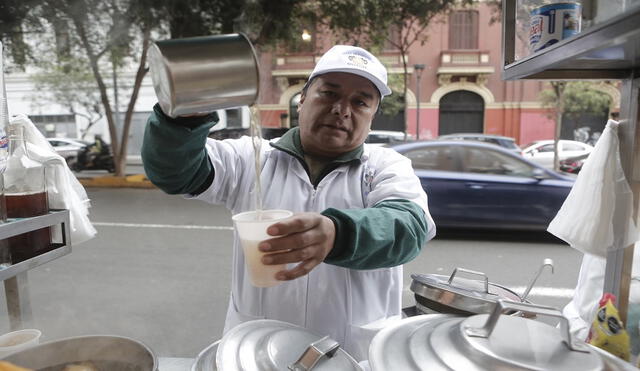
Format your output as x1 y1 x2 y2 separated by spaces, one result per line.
369 300 637 371
148 33 260 118
213 319 362 371
410 259 554 316
191 340 220 371
0 335 157 370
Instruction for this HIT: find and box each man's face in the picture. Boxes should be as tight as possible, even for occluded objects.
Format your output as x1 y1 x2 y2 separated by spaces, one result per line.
297 72 380 158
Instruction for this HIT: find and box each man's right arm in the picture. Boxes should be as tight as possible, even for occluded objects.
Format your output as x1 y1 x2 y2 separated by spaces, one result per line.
141 103 219 195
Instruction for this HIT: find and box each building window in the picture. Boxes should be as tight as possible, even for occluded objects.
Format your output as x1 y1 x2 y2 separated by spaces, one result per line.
449 10 479 50
384 25 401 51
29 114 77 137
29 114 76 124
225 108 242 128
289 93 302 127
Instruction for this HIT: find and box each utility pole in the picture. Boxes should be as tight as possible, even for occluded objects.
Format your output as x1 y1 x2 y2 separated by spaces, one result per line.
414 64 425 140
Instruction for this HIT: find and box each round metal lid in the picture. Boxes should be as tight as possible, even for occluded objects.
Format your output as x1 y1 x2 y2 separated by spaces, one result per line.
216 320 362 371
411 270 523 315
431 314 603 370
369 301 610 371
368 314 454 371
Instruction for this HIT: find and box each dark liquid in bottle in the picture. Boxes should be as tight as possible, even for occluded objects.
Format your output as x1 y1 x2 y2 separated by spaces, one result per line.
6 192 51 263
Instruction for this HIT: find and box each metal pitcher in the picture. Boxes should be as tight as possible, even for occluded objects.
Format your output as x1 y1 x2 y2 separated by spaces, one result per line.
148 33 260 118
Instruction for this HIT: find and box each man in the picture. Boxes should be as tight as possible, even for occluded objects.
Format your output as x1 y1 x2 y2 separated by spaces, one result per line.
142 45 435 360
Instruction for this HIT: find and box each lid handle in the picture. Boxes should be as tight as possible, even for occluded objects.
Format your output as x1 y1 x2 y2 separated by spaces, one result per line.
464 300 590 353
289 336 340 371
448 267 489 293
521 258 554 301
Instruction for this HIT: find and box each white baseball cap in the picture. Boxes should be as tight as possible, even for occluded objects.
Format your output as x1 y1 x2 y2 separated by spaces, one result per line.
307 45 392 98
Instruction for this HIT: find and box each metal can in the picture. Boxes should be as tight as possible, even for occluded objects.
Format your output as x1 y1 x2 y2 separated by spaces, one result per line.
529 2 582 53
148 33 260 118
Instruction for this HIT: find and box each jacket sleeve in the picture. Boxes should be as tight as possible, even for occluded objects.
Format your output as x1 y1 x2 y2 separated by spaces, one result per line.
141 103 218 195
321 199 430 269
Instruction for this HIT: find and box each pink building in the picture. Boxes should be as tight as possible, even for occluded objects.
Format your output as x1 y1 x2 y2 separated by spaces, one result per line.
253 3 617 146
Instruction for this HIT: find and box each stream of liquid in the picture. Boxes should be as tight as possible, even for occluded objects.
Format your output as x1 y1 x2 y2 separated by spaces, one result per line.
249 105 264 220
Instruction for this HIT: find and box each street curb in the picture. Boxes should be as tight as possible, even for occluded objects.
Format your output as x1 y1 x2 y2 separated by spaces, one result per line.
78 174 156 189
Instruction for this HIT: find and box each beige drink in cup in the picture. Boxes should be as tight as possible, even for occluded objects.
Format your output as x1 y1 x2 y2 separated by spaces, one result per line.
232 210 293 287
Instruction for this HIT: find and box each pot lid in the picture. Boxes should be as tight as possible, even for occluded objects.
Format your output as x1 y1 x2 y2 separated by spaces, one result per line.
411 268 523 315
370 301 609 371
216 319 362 371
369 314 454 371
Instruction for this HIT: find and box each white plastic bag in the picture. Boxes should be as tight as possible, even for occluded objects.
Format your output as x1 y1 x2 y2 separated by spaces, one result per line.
562 252 606 340
547 120 638 257
9 114 96 245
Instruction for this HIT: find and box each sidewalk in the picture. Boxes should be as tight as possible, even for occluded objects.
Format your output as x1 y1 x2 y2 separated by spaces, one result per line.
75 163 155 189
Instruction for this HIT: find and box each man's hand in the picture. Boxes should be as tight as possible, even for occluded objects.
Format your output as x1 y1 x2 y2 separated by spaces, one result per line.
258 212 336 281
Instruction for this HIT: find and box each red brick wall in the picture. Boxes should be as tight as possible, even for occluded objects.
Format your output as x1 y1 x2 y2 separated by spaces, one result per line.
259 110 287 128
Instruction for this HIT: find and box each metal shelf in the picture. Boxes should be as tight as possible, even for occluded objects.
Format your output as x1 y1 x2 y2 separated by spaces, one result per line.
0 209 71 330
0 209 71 281
502 1 640 80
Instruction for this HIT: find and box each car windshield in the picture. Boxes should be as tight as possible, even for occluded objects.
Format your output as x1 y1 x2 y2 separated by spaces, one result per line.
366 134 394 144
523 141 543 149
497 139 519 150
460 147 536 177
403 145 459 171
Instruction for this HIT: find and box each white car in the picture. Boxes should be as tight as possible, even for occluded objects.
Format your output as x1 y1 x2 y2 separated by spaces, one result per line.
522 140 594 169
46 138 90 162
365 130 414 146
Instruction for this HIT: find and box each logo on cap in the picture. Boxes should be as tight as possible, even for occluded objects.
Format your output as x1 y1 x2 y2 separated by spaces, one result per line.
346 54 369 69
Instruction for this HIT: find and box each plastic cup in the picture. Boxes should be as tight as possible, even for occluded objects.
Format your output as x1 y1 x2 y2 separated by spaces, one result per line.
0 329 41 357
232 210 293 288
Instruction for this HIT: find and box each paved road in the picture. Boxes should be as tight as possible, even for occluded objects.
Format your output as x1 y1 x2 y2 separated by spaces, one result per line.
0 188 582 358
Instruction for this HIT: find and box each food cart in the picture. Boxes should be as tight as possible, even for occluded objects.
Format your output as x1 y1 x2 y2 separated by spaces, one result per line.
501 0 640 323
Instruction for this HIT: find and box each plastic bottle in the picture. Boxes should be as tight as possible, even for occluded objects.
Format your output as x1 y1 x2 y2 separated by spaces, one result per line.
4 124 51 263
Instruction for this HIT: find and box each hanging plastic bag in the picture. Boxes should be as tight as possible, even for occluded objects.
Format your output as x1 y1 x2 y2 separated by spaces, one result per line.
548 119 638 257
8 114 96 245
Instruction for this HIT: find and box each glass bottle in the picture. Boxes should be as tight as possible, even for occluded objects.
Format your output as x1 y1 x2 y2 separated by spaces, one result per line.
4 124 50 263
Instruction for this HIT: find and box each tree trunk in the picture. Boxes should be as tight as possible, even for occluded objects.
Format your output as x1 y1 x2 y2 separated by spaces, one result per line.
118 25 151 177
70 12 120 173
552 82 566 172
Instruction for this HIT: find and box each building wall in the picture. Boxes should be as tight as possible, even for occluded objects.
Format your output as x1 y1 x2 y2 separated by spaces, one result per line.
255 2 615 146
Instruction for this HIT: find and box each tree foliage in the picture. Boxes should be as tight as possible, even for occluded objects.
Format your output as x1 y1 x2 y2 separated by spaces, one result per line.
31 56 103 139
539 81 612 170
0 0 308 176
2 0 470 173
540 81 612 120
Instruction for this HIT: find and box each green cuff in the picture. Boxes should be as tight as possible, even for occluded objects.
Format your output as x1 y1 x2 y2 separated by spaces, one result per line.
321 199 429 270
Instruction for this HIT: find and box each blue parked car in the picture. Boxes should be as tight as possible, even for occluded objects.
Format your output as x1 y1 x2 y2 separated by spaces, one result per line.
388 140 575 230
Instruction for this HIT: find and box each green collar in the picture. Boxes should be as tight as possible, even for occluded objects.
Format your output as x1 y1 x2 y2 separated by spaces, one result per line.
270 127 364 185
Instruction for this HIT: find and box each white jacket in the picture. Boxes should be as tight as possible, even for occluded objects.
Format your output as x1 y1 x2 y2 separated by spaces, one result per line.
190 136 435 361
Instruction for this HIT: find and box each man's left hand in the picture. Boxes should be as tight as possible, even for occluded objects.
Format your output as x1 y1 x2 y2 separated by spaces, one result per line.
258 212 336 281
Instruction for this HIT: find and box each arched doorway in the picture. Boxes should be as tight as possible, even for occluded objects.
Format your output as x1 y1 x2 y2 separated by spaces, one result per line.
289 93 302 127
438 90 484 135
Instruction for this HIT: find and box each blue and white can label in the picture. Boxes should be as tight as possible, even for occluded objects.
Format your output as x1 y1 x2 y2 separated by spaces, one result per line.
529 2 581 53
